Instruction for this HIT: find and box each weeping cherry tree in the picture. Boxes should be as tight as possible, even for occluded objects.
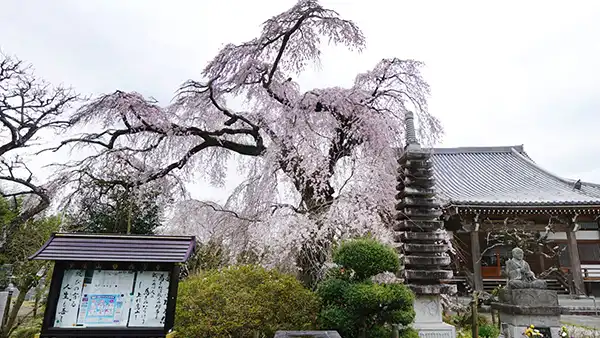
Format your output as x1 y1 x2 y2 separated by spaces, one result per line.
51 0 442 286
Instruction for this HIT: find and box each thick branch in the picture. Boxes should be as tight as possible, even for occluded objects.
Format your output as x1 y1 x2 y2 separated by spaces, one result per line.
0 53 75 225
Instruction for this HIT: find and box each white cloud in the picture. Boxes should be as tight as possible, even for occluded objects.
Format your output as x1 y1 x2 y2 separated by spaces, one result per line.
1 0 599 203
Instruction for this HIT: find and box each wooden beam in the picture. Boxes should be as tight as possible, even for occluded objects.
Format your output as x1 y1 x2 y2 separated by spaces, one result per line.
477 221 568 232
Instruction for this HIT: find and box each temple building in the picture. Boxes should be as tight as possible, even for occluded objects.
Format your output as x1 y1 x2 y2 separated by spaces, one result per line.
425 145 600 296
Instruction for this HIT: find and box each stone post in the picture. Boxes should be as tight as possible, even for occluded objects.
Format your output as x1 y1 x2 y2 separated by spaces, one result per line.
394 112 456 338
0 291 8 328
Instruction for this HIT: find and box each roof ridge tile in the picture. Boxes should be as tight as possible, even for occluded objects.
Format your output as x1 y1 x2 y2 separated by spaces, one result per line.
428 145 524 154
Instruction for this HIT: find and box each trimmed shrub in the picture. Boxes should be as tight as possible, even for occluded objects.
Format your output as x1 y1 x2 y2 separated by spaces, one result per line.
175 265 320 338
479 324 500 338
317 238 417 338
334 238 400 280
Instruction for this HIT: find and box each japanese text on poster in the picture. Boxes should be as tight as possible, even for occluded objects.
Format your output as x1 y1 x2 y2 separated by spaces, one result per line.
129 271 170 327
53 268 170 328
54 269 85 328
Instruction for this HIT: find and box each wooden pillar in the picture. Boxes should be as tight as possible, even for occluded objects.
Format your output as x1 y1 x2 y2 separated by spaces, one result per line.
470 228 484 292
566 226 585 295
538 246 545 272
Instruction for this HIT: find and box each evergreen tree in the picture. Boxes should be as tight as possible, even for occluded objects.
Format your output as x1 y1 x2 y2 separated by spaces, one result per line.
66 183 164 235
0 196 59 337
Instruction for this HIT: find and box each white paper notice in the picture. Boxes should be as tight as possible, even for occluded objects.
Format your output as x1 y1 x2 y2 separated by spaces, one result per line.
77 270 135 327
129 271 170 327
54 269 85 328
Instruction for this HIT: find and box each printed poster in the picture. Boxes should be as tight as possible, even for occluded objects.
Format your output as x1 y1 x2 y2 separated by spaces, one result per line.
77 270 135 327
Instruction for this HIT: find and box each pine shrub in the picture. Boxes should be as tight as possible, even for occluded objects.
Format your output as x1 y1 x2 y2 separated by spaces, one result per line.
317 238 417 338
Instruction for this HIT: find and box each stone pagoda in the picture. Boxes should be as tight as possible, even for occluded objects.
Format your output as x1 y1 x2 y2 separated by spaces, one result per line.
395 112 456 338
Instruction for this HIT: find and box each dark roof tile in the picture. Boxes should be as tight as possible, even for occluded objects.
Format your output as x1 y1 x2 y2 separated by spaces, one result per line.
424 145 600 207
29 233 196 262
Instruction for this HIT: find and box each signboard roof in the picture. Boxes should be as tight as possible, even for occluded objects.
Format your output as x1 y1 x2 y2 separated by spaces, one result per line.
29 233 196 263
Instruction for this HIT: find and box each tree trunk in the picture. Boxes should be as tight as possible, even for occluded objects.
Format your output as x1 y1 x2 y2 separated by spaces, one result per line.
471 292 478 338
392 324 400 338
1 284 29 338
295 203 334 289
296 237 331 289
33 283 40 317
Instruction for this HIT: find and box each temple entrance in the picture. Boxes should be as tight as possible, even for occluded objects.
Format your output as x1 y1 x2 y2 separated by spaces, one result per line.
481 245 511 278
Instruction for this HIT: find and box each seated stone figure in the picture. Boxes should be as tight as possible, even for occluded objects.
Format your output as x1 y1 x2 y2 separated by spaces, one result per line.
505 247 546 289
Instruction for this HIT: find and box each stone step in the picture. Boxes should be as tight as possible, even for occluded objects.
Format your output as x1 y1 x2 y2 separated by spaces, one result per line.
481 279 569 294
451 278 570 296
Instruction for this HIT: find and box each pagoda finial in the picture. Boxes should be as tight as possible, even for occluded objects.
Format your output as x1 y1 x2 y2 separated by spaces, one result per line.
404 111 420 150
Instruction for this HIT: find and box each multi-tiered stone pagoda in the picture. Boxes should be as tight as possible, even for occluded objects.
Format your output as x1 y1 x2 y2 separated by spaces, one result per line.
395 112 456 338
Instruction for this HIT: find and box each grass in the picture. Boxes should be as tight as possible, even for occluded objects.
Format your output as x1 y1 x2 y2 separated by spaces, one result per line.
559 322 600 338
561 321 599 331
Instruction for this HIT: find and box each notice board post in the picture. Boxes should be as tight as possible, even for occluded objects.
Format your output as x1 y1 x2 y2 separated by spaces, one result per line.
29 233 195 338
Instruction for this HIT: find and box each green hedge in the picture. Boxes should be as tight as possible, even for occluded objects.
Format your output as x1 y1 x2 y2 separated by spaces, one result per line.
175 265 319 338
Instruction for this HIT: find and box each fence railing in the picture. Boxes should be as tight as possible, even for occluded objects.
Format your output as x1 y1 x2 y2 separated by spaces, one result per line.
583 267 600 280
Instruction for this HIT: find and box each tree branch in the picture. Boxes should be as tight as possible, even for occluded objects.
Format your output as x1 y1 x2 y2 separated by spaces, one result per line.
0 52 78 227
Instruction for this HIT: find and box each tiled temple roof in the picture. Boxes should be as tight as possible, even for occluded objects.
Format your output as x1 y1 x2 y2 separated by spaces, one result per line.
579 182 600 199
428 145 600 210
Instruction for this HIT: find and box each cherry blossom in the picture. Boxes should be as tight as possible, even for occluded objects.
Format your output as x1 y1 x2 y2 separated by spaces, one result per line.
54 0 442 284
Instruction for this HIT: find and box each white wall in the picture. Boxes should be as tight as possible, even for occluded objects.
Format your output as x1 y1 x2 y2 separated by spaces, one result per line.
544 230 600 241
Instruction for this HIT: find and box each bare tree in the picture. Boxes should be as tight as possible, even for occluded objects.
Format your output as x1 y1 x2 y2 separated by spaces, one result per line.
480 216 564 277
49 0 442 286
0 52 78 229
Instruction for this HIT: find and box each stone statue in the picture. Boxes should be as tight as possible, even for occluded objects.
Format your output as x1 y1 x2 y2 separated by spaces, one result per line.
505 247 546 289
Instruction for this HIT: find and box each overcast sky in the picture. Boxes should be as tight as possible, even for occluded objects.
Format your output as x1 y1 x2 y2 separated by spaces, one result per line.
1 0 599 202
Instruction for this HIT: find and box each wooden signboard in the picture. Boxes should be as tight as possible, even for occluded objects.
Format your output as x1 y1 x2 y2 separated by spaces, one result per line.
29 233 195 338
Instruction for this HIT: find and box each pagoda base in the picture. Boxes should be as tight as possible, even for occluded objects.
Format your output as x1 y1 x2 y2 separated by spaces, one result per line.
412 295 456 338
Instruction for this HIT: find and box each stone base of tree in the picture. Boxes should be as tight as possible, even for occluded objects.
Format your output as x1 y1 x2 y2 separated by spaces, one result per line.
412 295 456 338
